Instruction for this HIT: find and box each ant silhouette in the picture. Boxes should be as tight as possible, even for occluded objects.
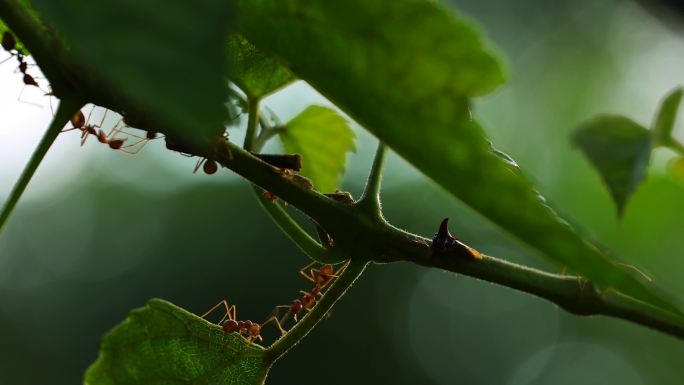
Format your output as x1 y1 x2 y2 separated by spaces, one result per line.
265 261 349 335
62 107 148 154
202 300 276 343
1 32 47 106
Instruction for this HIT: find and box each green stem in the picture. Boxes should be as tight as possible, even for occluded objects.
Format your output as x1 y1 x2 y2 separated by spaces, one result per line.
253 126 282 151
252 185 337 263
0 97 82 233
245 98 336 263
356 142 387 219
243 97 260 152
665 138 684 156
266 259 368 361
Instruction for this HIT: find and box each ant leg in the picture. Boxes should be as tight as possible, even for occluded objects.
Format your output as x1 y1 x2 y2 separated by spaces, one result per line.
201 300 236 324
298 261 318 283
193 158 206 174
262 316 287 336
17 85 42 108
615 262 652 282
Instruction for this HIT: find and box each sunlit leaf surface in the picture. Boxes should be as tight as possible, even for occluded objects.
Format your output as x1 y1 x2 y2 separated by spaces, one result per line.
85 299 270 385
280 105 355 193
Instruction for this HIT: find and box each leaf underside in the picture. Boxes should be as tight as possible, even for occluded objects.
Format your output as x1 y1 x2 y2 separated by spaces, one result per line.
236 0 681 312
85 299 270 385
30 0 234 145
227 34 296 99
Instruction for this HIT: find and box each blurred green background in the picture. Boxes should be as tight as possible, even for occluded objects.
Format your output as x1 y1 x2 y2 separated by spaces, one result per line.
1 0 684 384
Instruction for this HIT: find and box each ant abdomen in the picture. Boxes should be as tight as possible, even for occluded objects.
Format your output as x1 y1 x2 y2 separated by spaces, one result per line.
222 319 239 333
203 159 218 175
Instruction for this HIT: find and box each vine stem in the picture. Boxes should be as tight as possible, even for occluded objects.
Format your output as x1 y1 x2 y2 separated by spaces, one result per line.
244 96 332 262
0 97 82 233
266 259 368 361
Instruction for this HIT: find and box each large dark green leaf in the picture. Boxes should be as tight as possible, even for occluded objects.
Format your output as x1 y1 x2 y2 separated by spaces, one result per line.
280 105 356 192
85 299 270 385
573 116 651 216
227 35 296 99
30 0 234 144
652 87 683 146
236 0 680 312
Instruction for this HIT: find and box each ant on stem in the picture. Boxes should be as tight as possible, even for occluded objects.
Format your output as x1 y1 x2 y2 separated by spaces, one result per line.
62 107 151 154
265 261 349 335
2 32 48 106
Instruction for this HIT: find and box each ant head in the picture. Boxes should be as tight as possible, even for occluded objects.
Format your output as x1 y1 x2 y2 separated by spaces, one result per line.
320 265 334 275
71 111 85 128
248 323 261 337
222 319 239 333
291 299 303 313
146 131 157 140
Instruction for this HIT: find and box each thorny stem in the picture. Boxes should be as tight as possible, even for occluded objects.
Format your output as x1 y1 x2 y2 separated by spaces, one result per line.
2 1 684 342
0 97 82 233
356 142 387 219
266 259 367 361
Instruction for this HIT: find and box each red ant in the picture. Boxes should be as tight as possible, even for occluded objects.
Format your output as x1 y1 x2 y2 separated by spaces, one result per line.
62 107 144 154
192 132 230 175
266 261 349 335
2 32 47 105
202 300 274 343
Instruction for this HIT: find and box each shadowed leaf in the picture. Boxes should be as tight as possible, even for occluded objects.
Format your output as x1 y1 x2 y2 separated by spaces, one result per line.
573 116 651 216
30 0 234 145
280 105 356 192
652 87 683 146
228 35 296 99
85 299 271 385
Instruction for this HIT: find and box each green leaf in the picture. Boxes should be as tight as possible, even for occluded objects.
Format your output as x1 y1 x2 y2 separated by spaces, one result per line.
237 0 681 312
227 35 296 99
30 0 234 145
280 105 356 192
572 116 652 217
652 87 683 146
85 299 270 385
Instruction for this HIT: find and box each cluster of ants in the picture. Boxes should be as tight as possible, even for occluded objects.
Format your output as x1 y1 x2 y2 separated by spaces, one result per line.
201 261 349 343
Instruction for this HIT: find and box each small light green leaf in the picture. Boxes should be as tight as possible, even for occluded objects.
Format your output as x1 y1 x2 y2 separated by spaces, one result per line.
280 106 356 192
85 299 270 385
30 0 234 145
652 87 683 146
573 116 651 217
227 35 296 99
